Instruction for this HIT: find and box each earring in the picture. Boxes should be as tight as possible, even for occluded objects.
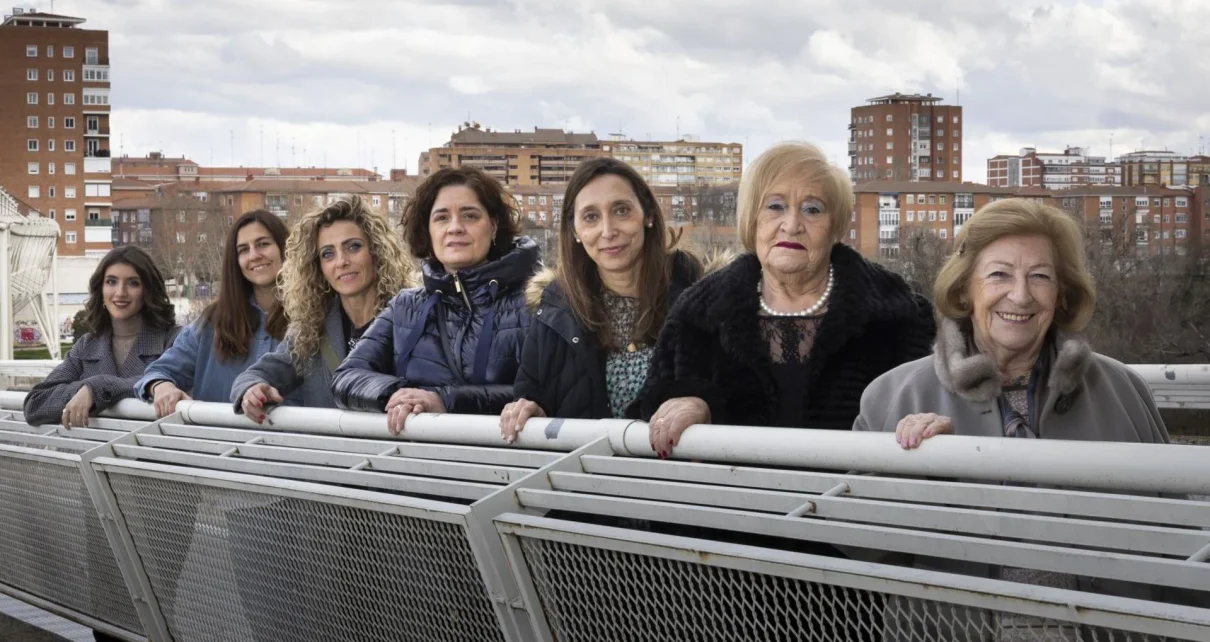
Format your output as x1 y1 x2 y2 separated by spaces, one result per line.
646 221 653 228
575 238 582 244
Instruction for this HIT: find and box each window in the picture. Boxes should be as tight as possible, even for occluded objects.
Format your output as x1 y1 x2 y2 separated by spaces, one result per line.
1154 215 1161 224
224 195 234 206
177 212 186 223
886 114 893 122
27 139 38 152
527 196 536 205
936 143 944 151
953 116 960 124
47 93 55 105
27 68 38 81
83 67 108 81
65 163 76 175
886 156 893 164
64 140 75 152
939 229 948 239
28 186 40 199
938 170 947 179
939 195 947 205
928 194 936 204
27 162 38 175
1176 197 1188 207
64 93 76 105
63 46 74 58
64 117 75 129
929 211 937 221
886 141 893 150
48 209 55 219
66 232 77 244
953 143 959 151
64 209 76 221
906 194 916 204
65 186 76 199
1176 229 1187 239
1163 214 1170 223
48 117 55 129
47 69 54 81
27 92 37 104
26 44 37 57
46 45 54 57
885 128 893 136
940 211 947 221
953 157 959 165
64 69 75 82
850 229 856 240
27 116 38 128
1136 196 1149 207
1163 198 1170 207
48 187 55 198
539 196 547 206
1177 214 1188 223
1153 198 1161 207
907 211 915 222
937 116 944 124
49 138 57 150
85 47 99 65
48 163 55 175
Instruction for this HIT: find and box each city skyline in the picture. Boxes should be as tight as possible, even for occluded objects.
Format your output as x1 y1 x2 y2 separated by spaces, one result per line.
6 0 1206 184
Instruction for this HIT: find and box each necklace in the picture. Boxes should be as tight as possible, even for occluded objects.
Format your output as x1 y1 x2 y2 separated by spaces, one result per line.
758 265 834 317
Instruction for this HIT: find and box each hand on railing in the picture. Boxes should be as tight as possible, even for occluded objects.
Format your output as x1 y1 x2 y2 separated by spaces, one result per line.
499 399 544 445
649 397 710 459
61 385 94 429
385 388 446 436
151 381 191 418
241 383 283 425
895 413 954 449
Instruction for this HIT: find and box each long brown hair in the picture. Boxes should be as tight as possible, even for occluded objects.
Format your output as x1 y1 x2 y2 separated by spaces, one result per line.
402 167 520 262
557 158 677 349
84 245 175 336
201 209 289 361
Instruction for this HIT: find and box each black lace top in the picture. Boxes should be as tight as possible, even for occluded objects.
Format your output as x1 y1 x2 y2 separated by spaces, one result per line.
759 313 823 428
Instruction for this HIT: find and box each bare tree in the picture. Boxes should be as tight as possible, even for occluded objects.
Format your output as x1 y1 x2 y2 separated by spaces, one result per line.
147 194 230 298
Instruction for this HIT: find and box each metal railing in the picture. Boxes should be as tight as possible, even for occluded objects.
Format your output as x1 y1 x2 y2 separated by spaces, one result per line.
0 393 1206 642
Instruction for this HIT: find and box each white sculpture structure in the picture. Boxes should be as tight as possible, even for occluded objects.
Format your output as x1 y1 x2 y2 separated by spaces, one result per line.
0 187 61 360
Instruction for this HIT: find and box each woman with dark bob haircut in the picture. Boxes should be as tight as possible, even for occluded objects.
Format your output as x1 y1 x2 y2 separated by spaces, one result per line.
333 166 540 434
499 158 704 442
25 245 179 427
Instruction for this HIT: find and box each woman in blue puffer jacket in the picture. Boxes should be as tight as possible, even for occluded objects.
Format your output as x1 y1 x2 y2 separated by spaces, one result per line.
333 167 540 434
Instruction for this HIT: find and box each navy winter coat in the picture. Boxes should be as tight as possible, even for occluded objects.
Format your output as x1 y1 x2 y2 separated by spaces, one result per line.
332 237 540 414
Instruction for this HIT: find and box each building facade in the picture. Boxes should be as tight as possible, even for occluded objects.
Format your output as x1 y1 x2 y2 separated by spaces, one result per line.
849 93 963 183
1 9 111 257
113 152 380 183
420 125 742 188
1052 186 1202 256
987 147 1120 189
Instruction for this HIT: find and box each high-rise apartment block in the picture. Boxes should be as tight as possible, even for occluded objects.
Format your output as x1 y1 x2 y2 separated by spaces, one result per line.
419 125 742 188
849 93 963 183
1 8 111 256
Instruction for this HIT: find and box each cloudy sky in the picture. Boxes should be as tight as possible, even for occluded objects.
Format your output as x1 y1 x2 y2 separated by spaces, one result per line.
33 0 1210 181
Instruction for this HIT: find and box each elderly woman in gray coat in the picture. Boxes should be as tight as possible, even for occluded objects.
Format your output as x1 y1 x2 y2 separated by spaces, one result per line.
854 198 1186 640
231 196 415 421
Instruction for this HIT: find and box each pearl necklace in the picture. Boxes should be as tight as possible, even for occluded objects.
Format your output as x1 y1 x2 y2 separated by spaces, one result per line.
758 265 834 317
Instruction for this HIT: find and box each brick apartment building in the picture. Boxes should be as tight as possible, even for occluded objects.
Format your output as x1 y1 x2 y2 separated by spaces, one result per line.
852 181 1050 259
988 148 1210 190
987 147 1120 189
112 152 380 183
419 124 742 188
849 93 963 183
1052 186 1203 255
1 8 112 256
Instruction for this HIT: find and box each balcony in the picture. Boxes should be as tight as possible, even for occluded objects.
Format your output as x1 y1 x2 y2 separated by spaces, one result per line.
83 157 111 173
85 217 113 227
85 125 111 136
82 64 110 83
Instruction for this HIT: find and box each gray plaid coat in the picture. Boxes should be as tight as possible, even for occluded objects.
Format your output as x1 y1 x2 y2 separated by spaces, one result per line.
23 323 181 426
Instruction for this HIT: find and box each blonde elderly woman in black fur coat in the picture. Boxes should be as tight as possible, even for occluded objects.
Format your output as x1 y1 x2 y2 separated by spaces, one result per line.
854 197 1170 446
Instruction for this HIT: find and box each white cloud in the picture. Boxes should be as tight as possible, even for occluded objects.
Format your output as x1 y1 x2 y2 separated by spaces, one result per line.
37 0 1210 183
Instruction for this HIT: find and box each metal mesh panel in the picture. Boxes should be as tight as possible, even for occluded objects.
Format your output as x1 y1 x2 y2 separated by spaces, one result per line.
105 471 505 642
518 537 1193 642
0 454 143 635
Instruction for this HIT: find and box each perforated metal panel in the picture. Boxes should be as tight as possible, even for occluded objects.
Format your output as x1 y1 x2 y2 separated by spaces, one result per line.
517 537 1191 642
105 471 506 642
0 454 143 635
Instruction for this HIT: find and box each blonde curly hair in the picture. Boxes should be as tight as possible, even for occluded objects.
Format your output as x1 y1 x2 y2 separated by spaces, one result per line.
276 195 417 372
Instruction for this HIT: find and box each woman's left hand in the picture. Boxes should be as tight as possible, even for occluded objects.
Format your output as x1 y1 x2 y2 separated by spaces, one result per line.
895 413 954 449
385 388 447 436
61 385 94 429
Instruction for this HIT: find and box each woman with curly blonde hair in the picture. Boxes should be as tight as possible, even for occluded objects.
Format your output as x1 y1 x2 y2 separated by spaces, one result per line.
232 196 416 421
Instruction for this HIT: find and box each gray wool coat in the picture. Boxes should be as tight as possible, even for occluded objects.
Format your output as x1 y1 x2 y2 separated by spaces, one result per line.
24 323 181 426
231 300 347 412
852 318 1199 639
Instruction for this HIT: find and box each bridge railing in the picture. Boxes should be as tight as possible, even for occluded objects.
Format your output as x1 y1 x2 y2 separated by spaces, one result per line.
0 392 1207 642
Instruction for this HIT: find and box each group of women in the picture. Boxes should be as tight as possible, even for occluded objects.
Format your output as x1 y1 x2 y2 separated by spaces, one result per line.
25 140 1180 639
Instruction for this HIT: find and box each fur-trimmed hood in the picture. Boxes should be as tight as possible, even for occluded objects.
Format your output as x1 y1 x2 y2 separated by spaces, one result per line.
933 316 1093 404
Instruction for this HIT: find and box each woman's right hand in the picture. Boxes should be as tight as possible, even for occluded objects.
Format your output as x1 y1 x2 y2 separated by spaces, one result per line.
895 413 954 449
649 396 711 458
151 381 191 418
499 399 545 445
241 383 283 425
